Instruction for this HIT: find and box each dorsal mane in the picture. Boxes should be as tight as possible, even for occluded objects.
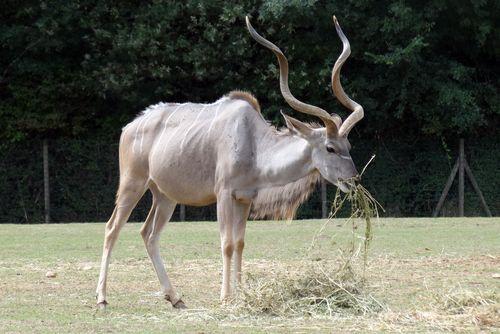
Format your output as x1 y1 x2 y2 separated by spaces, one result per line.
228 90 261 113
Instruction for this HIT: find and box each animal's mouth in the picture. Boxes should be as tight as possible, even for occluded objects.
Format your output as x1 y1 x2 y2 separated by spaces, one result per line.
337 181 350 193
338 177 359 193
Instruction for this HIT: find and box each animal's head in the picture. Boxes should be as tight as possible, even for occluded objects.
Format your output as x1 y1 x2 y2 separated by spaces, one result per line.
246 16 363 192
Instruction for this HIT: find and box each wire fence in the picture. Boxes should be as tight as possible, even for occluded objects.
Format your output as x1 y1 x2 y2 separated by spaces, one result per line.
1 135 498 223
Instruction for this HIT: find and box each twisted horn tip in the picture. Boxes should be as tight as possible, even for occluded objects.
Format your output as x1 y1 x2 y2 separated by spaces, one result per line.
333 15 342 30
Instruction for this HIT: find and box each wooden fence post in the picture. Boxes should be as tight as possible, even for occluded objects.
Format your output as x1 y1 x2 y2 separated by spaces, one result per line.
458 138 465 217
180 204 186 221
464 160 492 217
433 138 492 217
43 139 50 223
321 178 327 218
432 159 459 217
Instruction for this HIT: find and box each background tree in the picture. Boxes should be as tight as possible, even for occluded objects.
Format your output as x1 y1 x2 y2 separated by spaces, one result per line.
1 0 498 222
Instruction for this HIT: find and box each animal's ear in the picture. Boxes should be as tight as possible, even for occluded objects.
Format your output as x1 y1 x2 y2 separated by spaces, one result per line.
281 112 314 138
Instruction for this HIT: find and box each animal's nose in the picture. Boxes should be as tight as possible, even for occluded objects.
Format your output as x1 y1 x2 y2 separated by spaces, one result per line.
348 168 360 181
338 175 358 191
352 163 359 178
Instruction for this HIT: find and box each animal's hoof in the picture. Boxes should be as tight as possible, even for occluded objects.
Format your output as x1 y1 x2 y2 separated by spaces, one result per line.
96 300 108 310
173 299 187 309
220 293 232 304
165 294 187 309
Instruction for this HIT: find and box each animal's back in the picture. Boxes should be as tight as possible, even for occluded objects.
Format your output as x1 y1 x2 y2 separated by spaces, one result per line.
118 93 263 205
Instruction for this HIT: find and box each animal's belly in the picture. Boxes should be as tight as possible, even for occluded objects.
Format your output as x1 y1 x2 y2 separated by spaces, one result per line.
149 149 217 206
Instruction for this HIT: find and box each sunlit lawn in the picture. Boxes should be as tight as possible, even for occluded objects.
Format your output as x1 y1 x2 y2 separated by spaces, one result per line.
0 218 498 333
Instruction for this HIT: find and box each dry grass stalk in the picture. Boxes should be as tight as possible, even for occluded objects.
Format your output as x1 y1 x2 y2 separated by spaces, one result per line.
310 154 383 269
224 259 384 318
423 287 500 329
434 287 499 315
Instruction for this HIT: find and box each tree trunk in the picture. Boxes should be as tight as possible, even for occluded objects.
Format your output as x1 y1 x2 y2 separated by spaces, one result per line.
43 139 50 223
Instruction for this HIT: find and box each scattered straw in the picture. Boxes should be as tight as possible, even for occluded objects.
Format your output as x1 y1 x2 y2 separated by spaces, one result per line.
426 287 500 329
222 259 384 318
433 287 499 315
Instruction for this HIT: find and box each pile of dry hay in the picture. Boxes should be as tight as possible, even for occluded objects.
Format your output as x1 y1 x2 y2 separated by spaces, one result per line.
226 258 383 317
433 287 499 316
225 157 384 318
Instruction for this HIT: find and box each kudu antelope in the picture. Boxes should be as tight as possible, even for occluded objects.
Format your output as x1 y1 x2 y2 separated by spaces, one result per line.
96 16 364 309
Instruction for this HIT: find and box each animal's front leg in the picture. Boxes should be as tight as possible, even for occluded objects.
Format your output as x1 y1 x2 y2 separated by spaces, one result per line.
220 240 233 301
217 190 250 301
217 191 233 301
232 218 247 288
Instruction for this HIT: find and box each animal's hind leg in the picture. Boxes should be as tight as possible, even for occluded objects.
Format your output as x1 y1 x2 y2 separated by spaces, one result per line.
96 175 147 308
140 183 185 308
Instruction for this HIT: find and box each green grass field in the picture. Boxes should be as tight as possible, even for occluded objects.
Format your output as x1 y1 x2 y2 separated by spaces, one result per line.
0 218 499 333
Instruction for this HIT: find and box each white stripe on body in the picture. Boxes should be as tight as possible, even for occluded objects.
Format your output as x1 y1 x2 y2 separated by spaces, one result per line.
133 115 147 154
180 105 208 151
207 100 226 137
157 103 189 145
162 124 183 156
119 125 129 148
137 97 227 156
138 111 156 154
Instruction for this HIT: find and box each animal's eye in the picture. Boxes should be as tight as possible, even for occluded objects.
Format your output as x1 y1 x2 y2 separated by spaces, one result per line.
326 146 336 153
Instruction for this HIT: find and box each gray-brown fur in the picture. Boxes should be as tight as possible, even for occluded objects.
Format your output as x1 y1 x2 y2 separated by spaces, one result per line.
251 171 320 220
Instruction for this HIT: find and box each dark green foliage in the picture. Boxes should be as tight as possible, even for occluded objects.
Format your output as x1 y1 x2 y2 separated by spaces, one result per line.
0 1 498 222
1 136 498 223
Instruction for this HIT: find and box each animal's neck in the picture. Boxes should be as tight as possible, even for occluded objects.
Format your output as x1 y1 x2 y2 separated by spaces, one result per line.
250 131 320 220
257 133 315 187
